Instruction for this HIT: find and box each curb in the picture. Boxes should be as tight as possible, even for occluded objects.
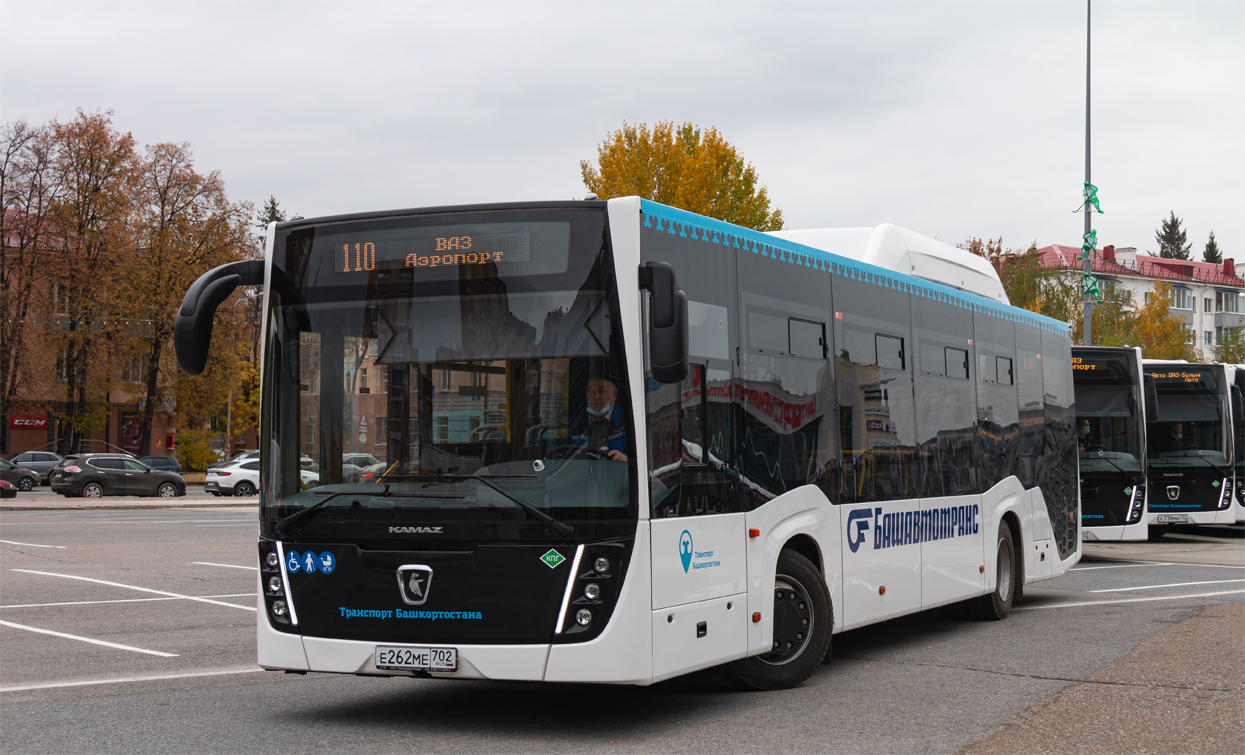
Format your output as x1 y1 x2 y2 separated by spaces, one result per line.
1 501 258 512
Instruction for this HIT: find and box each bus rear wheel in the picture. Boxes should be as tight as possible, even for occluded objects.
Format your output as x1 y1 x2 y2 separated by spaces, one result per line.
723 550 831 691
971 524 1016 620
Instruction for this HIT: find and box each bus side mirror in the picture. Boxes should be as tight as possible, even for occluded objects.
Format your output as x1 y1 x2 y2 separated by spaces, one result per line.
175 261 265 376
1143 374 1159 423
641 262 689 384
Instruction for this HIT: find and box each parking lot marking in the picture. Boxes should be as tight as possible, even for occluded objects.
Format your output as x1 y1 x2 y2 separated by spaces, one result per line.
0 539 66 549
0 666 264 693
1091 578 1245 594
1 593 255 609
193 562 259 571
1015 588 1245 611
10 569 257 612
0 619 178 657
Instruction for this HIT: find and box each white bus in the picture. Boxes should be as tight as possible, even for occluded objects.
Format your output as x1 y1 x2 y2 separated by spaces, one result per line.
175 198 1080 689
1142 360 1240 534
1073 346 1154 542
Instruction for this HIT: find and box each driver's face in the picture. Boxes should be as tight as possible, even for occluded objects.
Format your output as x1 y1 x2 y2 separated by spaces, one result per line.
1172 423 1183 436
586 378 617 413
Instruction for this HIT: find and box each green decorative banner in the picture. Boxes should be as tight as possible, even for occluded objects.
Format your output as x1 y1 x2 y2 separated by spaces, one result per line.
1079 229 1098 261
1083 273 1103 304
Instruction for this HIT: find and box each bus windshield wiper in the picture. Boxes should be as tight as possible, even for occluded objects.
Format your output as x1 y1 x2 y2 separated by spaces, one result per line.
382 474 573 538
275 484 426 537
1081 451 1143 486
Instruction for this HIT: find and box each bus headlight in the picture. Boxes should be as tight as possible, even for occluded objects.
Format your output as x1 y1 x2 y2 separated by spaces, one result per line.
594 557 609 575
272 600 288 617
268 576 283 594
575 609 592 626
584 583 600 600
265 552 280 568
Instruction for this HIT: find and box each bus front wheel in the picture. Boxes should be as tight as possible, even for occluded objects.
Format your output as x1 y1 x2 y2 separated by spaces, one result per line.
971 524 1016 620
723 550 832 691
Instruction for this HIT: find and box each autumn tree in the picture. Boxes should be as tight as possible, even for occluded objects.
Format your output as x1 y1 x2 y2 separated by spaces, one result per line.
581 122 784 231
126 142 254 455
1154 211 1191 260
49 110 138 453
1134 279 1198 360
1202 231 1222 264
961 238 1080 326
1 121 64 440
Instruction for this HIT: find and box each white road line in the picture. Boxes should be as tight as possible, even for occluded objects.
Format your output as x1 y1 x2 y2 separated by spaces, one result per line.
1091 578 1245 594
10 570 257 612
0 539 66 549
192 562 258 571
1071 562 1175 571
1072 562 1244 571
1 593 255 609
0 666 264 693
1015 588 1245 611
0 619 178 657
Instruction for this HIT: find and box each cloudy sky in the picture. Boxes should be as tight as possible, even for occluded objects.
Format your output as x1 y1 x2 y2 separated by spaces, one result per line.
3 1 1241 261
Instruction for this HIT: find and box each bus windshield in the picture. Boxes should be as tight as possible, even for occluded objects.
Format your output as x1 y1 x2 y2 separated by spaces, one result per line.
1146 365 1230 467
1073 350 1145 474
259 208 636 525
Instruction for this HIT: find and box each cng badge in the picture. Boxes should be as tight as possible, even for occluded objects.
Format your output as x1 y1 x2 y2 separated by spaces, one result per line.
540 549 565 569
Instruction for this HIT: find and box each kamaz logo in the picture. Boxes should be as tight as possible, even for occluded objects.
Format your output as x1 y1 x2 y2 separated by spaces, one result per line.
846 504 980 553
388 526 443 534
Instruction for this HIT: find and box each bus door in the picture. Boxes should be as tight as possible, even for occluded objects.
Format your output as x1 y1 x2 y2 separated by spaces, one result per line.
646 334 748 679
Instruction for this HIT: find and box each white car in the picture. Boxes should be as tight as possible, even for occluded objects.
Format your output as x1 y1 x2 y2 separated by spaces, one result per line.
204 460 319 496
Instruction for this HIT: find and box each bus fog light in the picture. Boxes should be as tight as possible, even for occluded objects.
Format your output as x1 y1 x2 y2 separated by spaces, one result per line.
593 557 609 574
575 609 592 626
272 600 288 617
268 576 283 594
584 583 600 600
265 552 280 568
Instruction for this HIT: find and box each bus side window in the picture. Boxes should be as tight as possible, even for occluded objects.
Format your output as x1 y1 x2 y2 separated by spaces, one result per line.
996 356 1013 385
789 318 826 359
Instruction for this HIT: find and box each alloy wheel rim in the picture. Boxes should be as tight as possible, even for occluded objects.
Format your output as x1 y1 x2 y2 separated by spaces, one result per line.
159 485 175 497
84 484 102 498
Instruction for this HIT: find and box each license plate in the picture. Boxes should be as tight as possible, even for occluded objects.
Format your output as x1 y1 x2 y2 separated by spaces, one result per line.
374 645 457 672
1156 514 1189 523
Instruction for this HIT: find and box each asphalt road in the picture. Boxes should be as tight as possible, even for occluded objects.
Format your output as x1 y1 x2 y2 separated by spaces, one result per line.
0 509 1241 754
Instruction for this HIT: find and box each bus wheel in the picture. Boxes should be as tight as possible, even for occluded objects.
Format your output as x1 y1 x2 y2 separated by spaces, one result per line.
723 550 831 690
971 524 1016 621
1147 525 1169 541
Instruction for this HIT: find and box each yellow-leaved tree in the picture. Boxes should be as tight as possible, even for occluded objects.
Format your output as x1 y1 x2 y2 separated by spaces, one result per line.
580 122 784 231
1134 279 1199 360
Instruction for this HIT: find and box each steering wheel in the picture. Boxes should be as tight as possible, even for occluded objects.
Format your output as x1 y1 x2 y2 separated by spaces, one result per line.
547 444 610 462
1087 443 1107 452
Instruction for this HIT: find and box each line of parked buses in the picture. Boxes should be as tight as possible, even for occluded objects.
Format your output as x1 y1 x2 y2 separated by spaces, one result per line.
1074 350 1243 541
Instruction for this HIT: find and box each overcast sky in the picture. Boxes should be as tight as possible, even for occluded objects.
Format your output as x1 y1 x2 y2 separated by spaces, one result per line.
3 1 1241 262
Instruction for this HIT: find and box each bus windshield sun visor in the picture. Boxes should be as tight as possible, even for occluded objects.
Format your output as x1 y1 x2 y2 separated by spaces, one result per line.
1075 386 1132 417
175 260 307 375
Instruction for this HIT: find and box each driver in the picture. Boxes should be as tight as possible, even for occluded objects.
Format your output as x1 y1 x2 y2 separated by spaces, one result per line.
1077 418 1099 451
1167 422 1189 452
567 374 628 462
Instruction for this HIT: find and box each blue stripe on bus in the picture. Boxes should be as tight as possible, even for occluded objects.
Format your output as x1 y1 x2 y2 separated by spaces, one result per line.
639 199 1069 334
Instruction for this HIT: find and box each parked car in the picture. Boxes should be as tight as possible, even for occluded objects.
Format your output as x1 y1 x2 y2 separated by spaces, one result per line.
8 451 63 484
204 459 318 496
139 455 183 474
209 449 259 469
0 458 41 492
342 453 383 483
0 479 15 499
50 454 186 498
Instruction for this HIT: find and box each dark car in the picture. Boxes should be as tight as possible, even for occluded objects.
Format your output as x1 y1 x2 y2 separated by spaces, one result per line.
0 457 40 492
50 454 186 499
139 455 183 474
0 479 15 499
8 451 63 484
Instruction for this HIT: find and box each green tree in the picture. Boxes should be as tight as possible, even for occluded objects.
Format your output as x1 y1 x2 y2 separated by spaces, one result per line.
1215 326 1245 363
1155 211 1191 259
1202 230 1222 264
254 194 287 231
961 239 1080 327
581 121 784 231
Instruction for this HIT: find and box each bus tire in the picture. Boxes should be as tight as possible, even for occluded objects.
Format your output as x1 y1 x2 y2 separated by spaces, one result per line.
971 524 1016 621
722 550 832 691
